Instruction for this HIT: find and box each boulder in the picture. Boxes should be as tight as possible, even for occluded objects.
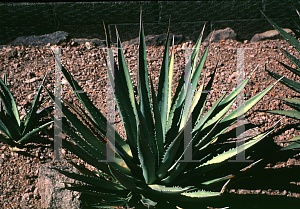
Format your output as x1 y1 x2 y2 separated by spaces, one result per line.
8 31 69 47
122 34 189 46
250 28 295 42
204 27 236 43
70 38 106 47
37 162 81 209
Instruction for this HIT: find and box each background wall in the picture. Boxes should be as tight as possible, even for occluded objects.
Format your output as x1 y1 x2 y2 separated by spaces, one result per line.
1 1 299 46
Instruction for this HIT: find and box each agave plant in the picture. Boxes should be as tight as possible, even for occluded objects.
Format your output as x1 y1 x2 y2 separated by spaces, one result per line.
43 9 285 208
261 8 300 150
0 73 54 151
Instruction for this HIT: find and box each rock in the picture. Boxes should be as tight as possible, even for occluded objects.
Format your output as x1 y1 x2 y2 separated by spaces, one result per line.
24 76 43 84
21 192 32 202
250 28 295 42
8 31 69 47
122 34 188 46
33 187 40 199
70 38 106 47
85 41 95 50
37 162 81 209
6 48 17 59
204 27 236 43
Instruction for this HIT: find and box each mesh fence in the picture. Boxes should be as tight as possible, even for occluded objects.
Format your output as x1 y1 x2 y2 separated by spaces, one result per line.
0 0 299 46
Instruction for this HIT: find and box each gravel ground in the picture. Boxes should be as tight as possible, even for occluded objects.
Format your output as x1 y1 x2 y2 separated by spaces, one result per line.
0 37 300 208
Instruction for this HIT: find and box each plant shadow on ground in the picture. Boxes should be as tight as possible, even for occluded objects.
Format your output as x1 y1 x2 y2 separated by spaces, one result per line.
78 121 300 209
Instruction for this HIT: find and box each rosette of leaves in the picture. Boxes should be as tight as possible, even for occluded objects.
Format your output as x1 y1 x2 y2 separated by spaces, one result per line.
0 73 54 151
262 8 300 150
44 9 284 209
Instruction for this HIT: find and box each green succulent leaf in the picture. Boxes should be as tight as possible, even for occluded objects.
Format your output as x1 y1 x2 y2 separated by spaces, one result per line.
22 74 47 136
138 9 155 150
265 65 300 94
181 190 221 198
0 75 21 133
156 17 170 137
54 168 126 191
265 110 300 120
261 10 300 53
150 73 164 165
278 61 300 78
17 121 53 144
148 184 193 194
136 100 156 185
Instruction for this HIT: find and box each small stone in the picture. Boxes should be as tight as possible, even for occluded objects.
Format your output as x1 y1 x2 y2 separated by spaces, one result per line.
21 192 31 202
6 48 17 59
33 187 40 199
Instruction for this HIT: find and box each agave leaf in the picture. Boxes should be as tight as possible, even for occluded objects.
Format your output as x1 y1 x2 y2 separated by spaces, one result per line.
69 160 99 177
85 199 127 208
136 99 156 184
167 35 175 121
180 129 275 182
104 29 139 160
201 174 234 186
279 47 300 73
273 97 300 112
150 73 164 164
22 74 47 135
50 51 109 139
278 61 300 77
138 9 155 150
190 23 206 76
187 46 209 119
162 113 226 184
105 50 138 159
140 194 158 207
48 105 133 175
17 121 53 144
54 168 126 191
62 95 133 160
165 58 213 148
181 190 220 198
62 139 111 174
179 46 209 130
207 77 282 143
266 65 300 94
156 118 191 179
166 27 209 136
0 133 15 146
181 179 230 198
193 93 227 141
63 185 120 197
45 87 107 158
156 16 171 137
282 135 300 150
108 165 141 192
115 26 138 123
148 184 193 194
261 10 300 53
0 76 21 134
190 83 204 116
0 118 12 139
265 110 300 120
190 67 214 128
201 133 265 166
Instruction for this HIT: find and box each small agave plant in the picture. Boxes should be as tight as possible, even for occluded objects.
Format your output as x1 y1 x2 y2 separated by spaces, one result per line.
262 8 300 150
44 9 284 208
0 73 54 151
